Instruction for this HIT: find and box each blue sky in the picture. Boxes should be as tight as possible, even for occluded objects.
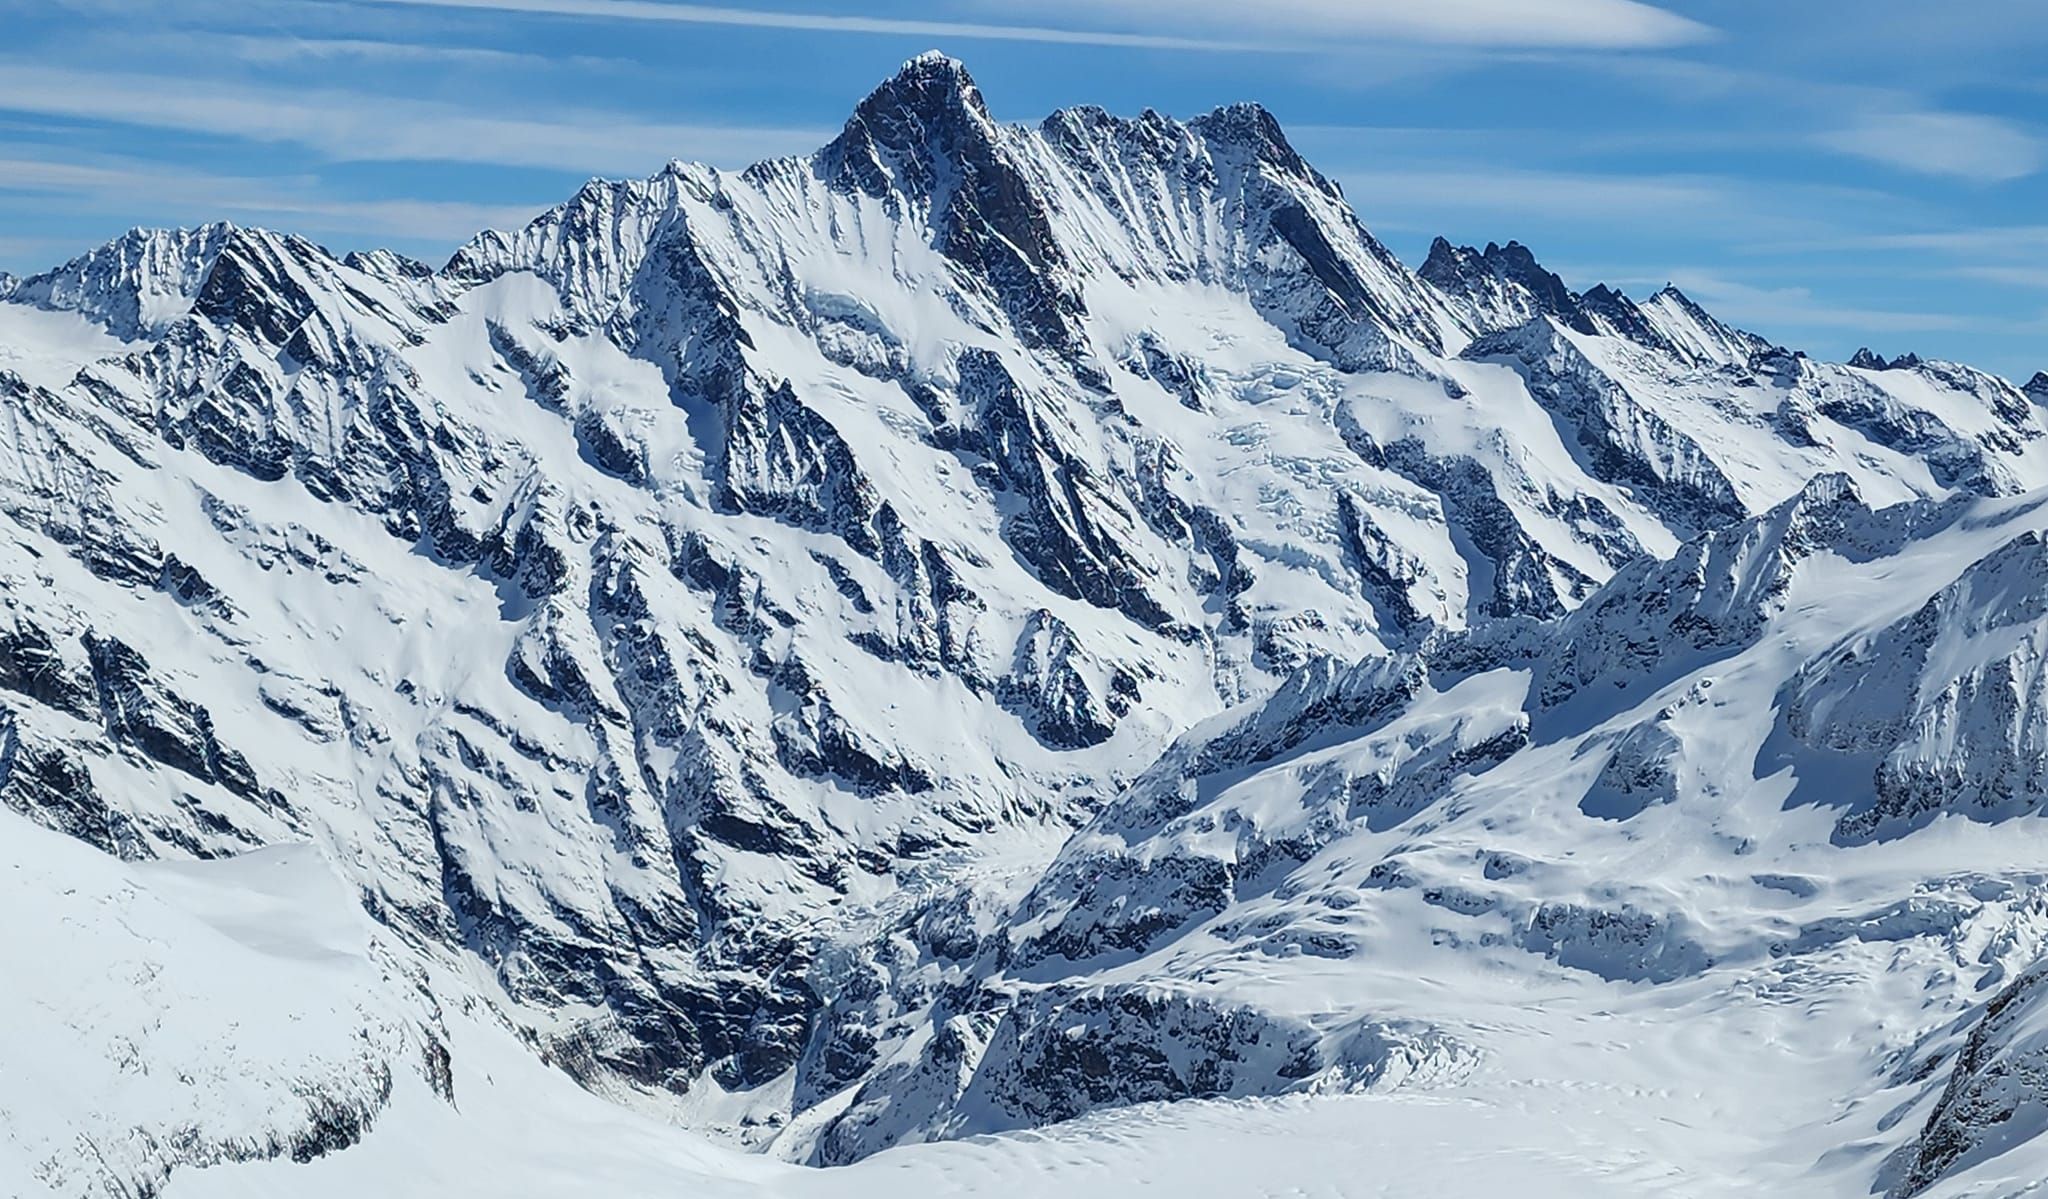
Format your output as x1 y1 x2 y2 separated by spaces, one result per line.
1 0 2042 378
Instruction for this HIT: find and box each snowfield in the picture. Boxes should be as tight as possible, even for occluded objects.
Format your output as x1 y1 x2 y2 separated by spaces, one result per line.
7 51 2048 1199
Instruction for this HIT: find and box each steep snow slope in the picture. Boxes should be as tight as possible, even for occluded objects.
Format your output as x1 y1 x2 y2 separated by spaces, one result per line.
7 50 2048 1199
0 303 136 391
0 816 423 1197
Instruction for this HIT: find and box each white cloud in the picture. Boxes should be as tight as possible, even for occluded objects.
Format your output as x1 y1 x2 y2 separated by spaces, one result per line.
0 153 547 242
0 64 828 172
1572 57 2046 185
1027 0 1710 49
1335 166 1731 226
352 0 1708 51
1323 164 1896 245
348 0 1277 51
1949 265 2048 290
1859 226 2048 254
212 33 597 67
1835 230 2048 295
1819 110 2045 182
1664 269 1968 333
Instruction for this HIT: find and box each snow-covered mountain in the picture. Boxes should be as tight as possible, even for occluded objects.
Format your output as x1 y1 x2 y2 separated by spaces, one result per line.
7 51 2048 1198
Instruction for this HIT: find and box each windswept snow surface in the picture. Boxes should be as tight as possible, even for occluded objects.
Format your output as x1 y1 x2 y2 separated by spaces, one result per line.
0 302 137 391
9 51 2048 1199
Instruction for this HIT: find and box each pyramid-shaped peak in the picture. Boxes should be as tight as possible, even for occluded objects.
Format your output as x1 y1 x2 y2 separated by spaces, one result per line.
1572 286 1671 346
817 52 1001 200
11 220 246 340
854 51 988 125
1647 284 1718 321
1188 101 1310 176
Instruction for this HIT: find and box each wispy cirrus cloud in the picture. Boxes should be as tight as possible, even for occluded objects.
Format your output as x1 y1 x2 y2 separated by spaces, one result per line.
1819 110 2045 182
1573 54 2046 183
0 63 827 172
211 32 618 68
1023 0 1711 50
0 152 547 241
1660 270 1971 333
340 0 1283 52
1334 165 1731 227
1865 226 2048 254
1949 265 2048 290
1750 225 2048 299
1323 161 1911 244
347 0 1710 52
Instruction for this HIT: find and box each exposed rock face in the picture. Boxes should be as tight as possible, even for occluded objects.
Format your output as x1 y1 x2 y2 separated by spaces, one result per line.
1853 348 1928 372
1534 472 1879 709
1423 239 1772 370
809 984 1474 1167
1788 528 2048 843
817 52 1088 364
1895 964 2048 1196
1420 237 1586 335
9 222 240 340
1464 315 1748 529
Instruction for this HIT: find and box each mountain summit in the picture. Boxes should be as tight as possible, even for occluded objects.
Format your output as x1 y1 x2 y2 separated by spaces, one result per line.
818 51 993 194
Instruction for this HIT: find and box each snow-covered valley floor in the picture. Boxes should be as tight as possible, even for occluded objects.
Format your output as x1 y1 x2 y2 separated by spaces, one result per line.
10 800 2042 1199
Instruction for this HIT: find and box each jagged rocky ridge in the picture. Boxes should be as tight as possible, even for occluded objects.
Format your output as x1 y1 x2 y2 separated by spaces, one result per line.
7 51 2048 1197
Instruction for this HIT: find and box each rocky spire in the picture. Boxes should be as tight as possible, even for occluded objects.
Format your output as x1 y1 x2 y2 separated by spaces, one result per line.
1187 101 1320 184
1420 237 1595 337
815 51 994 205
815 52 1085 360
1850 349 1924 371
